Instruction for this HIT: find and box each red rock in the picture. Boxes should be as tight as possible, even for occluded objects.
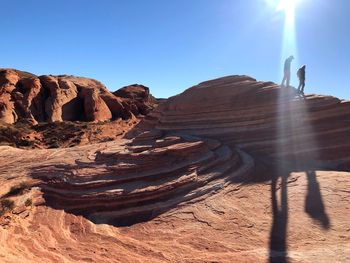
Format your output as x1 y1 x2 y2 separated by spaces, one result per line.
0 69 157 124
12 205 26 215
141 75 350 168
0 92 17 124
0 75 349 263
39 76 79 122
80 88 112 122
0 69 20 87
114 84 157 115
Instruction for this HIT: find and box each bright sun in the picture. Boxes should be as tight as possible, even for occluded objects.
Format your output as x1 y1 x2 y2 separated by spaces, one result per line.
277 0 304 13
277 0 297 12
276 0 301 24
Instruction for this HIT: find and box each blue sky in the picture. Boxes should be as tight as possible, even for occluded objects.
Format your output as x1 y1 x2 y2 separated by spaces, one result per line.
1 0 349 99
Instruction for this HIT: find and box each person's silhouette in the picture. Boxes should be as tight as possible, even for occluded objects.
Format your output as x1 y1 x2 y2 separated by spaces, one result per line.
281 56 294 87
297 65 306 94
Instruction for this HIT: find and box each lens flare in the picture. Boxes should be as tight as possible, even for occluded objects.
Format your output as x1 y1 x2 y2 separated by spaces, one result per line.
277 0 299 25
277 0 300 80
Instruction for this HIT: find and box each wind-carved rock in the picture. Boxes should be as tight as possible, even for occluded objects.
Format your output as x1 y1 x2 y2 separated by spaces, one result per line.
32 131 253 226
40 76 78 122
0 69 157 125
35 75 350 226
5 73 350 226
80 87 112 122
0 75 349 263
0 70 20 124
138 75 350 168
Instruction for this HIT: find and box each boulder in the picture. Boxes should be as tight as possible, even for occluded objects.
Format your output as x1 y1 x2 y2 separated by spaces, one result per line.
113 84 157 115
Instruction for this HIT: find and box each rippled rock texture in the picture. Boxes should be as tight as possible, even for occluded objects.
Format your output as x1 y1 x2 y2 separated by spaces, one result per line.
30 131 253 226
0 75 349 262
139 75 350 169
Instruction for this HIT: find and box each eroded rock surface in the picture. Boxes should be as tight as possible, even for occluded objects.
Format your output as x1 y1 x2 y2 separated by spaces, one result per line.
0 69 156 125
137 75 350 169
114 84 157 116
0 75 349 263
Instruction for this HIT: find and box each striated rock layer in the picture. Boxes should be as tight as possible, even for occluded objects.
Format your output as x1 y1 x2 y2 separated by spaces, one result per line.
0 69 156 125
0 75 349 262
136 75 350 169
0 140 349 262
31 132 253 226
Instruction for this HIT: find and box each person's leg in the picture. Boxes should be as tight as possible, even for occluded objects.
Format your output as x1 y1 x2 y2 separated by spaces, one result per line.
301 81 305 93
286 72 291 87
281 76 286 86
298 81 301 92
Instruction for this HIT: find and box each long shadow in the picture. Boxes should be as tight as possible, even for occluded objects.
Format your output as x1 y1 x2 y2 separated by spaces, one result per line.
238 156 331 263
304 170 330 229
268 169 289 263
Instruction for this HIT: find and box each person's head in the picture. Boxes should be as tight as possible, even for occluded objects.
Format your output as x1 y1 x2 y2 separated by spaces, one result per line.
289 55 294 60
301 65 306 69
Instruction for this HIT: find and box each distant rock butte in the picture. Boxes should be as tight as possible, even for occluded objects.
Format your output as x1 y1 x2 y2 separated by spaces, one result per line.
0 69 156 125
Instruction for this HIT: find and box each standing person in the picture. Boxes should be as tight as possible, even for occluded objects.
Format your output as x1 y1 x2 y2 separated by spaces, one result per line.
281 55 294 87
297 65 306 94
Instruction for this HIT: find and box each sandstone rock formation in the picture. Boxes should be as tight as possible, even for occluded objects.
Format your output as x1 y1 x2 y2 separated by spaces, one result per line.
0 69 156 125
137 75 350 169
0 75 349 263
31 132 253 226
113 84 157 116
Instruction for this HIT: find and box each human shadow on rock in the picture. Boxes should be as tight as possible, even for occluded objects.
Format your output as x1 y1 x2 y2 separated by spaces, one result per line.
304 170 330 229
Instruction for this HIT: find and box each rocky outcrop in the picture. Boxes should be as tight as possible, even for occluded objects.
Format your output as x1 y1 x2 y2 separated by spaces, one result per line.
0 69 157 125
32 132 253 225
25 75 350 224
136 76 350 169
0 70 20 124
114 84 157 116
1 75 350 262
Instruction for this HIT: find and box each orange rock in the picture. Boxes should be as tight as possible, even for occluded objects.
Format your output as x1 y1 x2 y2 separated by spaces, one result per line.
0 69 157 124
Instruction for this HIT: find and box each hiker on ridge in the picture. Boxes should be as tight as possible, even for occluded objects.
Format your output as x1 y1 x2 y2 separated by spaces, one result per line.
297 65 306 94
281 55 294 87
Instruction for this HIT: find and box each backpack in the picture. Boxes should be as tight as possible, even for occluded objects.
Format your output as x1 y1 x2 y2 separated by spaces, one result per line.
297 69 301 78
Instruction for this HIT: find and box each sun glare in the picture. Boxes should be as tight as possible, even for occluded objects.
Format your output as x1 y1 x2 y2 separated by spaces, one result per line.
277 0 297 11
277 0 299 24
273 0 302 79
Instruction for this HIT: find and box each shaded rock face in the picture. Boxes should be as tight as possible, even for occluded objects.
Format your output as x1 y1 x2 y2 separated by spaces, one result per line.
113 84 157 116
0 69 156 124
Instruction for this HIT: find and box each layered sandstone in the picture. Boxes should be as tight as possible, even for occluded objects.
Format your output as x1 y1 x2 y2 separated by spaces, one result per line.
0 137 349 263
136 75 350 169
0 75 349 262
0 69 156 125
30 132 253 226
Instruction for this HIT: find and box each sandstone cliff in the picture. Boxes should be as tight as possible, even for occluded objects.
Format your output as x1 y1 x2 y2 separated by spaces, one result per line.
0 69 157 125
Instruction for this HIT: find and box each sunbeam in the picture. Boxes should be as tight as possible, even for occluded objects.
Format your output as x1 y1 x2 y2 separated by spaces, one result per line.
278 0 301 80
271 1 323 261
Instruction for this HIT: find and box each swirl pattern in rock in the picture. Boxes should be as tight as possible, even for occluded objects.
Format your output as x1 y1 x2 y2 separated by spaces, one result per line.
1 75 350 262
136 75 350 169
31 132 253 226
